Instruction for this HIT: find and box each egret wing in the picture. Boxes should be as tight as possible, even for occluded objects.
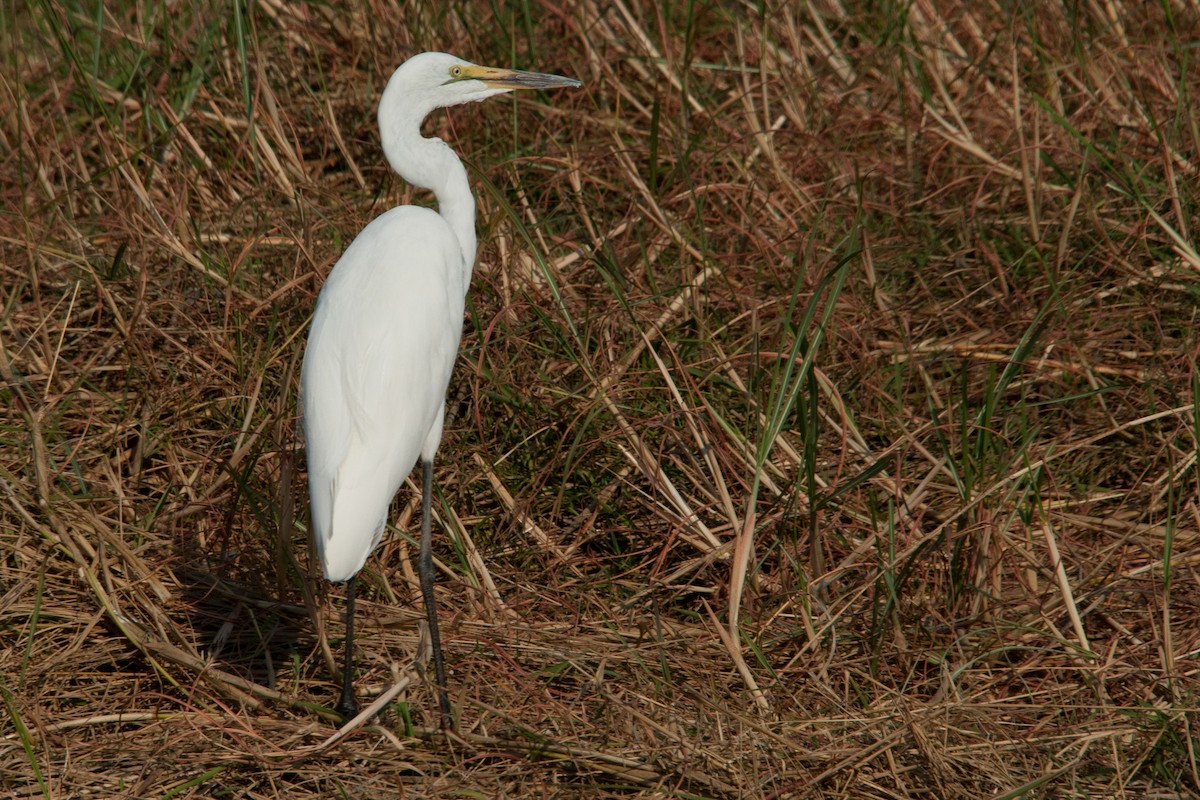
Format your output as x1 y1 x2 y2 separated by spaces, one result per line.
302 206 467 581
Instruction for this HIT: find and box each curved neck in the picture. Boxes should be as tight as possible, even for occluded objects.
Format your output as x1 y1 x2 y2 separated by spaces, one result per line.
379 101 478 275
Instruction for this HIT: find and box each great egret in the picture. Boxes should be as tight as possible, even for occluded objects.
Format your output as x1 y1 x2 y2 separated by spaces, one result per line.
301 52 580 725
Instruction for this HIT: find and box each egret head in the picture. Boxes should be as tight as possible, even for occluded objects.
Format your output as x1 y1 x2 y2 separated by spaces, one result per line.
376 51 579 208
384 52 581 118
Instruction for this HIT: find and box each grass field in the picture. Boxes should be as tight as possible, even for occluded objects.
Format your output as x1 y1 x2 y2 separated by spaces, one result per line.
3 0 1199 797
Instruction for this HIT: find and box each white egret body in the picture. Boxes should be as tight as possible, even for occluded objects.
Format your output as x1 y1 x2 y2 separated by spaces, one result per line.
301 52 579 724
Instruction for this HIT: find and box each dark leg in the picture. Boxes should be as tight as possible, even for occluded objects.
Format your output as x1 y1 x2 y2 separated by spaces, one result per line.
420 457 452 729
336 574 359 719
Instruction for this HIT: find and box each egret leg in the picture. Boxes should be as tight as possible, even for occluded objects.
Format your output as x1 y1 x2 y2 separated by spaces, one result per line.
336 575 359 719
419 457 452 729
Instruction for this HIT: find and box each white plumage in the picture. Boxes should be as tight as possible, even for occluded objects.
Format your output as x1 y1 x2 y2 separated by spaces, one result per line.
299 52 579 724
304 206 464 583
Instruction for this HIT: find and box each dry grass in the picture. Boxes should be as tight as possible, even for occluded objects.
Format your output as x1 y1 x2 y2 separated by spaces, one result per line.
3 0 1199 797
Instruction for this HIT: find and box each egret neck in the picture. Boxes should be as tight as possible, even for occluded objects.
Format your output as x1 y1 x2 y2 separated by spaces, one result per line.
378 86 478 283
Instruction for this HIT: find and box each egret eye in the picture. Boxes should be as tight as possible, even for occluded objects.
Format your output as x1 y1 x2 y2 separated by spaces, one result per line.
449 65 464 79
